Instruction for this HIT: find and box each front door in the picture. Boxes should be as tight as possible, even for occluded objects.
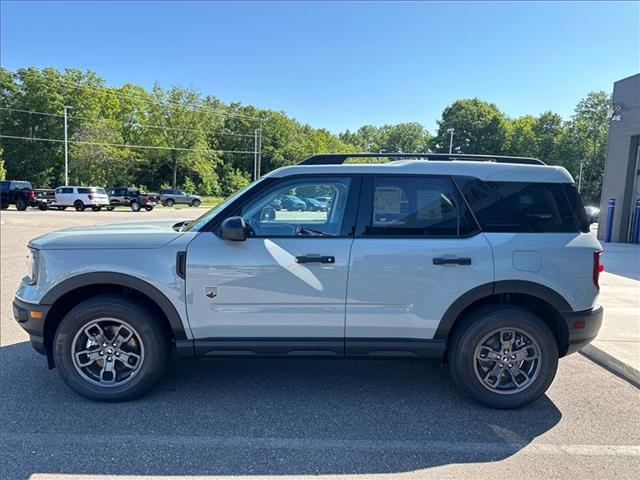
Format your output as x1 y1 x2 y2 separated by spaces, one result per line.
185 175 360 355
346 175 494 353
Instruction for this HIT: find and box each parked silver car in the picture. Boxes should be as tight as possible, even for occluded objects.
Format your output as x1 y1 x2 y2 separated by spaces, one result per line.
13 153 603 408
159 189 202 207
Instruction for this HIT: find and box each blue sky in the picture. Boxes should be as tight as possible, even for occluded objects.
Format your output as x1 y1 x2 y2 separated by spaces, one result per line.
1 1 638 133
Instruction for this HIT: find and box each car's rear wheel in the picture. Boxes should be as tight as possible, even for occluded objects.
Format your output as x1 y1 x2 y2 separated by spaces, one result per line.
106 206 115 211
448 305 558 409
15 197 28 211
130 201 141 212
74 200 85 212
191 199 201 207
53 294 170 401
144 205 154 211
38 203 49 211
165 198 175 207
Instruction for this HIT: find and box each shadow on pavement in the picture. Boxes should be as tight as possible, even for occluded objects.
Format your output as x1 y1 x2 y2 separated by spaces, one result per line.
1 341 562 478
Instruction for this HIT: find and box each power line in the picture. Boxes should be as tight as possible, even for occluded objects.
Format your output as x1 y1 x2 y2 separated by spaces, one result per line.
0 134 256 155
0 106 257 138
14 70 263 121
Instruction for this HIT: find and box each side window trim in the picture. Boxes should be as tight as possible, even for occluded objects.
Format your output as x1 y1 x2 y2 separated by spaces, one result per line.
354 174 480 239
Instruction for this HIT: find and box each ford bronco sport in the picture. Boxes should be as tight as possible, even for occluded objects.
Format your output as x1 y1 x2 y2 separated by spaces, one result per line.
13 153 603 408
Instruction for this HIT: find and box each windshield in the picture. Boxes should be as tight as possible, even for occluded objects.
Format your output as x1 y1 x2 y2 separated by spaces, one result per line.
184 179 262 232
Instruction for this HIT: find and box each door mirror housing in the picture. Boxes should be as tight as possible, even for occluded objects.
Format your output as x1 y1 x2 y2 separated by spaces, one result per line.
220 216 247 241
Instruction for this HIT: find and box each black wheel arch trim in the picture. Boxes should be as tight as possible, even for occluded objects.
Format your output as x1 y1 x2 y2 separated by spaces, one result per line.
40 272 188 340
434 280 573 340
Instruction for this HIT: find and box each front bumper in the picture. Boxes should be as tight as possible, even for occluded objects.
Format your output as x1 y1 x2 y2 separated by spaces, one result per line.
563 305 603 356
13 297 50 355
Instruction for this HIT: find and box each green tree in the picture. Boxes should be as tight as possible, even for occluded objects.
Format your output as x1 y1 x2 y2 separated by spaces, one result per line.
433 99 506 154
504 116 537 156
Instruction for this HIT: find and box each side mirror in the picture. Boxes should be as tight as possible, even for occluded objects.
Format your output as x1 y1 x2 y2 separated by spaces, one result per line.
220 216 247 241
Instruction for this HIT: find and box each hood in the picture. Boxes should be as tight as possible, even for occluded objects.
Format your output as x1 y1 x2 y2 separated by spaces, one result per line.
29 219 190 250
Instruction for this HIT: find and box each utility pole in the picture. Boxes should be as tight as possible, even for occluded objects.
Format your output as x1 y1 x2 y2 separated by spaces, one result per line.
63 105 72 185
578 159 585 192
447 128 455 154
253 129 258 181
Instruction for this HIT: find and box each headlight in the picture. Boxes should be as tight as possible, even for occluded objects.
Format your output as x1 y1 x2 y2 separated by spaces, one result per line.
24 248 39 285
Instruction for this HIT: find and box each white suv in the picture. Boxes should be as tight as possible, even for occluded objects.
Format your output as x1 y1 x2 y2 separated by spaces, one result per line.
13 153 603 408
53 186 110 211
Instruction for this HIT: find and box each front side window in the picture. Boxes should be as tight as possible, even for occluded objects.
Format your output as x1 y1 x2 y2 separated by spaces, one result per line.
241 177 352 237
365 176 474 237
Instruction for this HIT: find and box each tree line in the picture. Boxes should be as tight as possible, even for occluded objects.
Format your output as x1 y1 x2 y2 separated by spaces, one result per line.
0 67 610 203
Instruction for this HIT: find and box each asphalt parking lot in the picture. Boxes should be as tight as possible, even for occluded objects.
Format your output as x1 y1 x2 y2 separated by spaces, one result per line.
1 208 639 480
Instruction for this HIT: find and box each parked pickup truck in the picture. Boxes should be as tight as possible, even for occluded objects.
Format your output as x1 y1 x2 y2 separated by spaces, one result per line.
0 180 53 210
107 187 156 211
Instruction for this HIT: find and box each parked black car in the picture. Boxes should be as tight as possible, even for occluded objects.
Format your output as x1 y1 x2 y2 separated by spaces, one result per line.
0 180 52 211
303 197 328 211
280 194 307 211
107 187 156 211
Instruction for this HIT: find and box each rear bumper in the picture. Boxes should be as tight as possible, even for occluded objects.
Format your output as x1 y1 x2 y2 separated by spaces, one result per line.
13 297 50 355
563 305 603 356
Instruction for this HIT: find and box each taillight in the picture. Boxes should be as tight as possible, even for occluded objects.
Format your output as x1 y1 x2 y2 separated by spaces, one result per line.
144 195 150 201
593 251 604 289
29 190 35 199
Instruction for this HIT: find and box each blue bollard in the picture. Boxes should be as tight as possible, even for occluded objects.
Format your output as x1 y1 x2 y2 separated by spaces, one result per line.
604 198 615 243
632 199 640 244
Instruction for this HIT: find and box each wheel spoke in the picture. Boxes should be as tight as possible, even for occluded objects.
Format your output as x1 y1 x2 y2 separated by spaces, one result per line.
112 325 133 347
99 357 117 384
84 323 107 346
477 346 501 361
499 330 515 352
483 362 505 388
512 346 538 362
75 349 102 367
116 351 141 369
507 363 530 388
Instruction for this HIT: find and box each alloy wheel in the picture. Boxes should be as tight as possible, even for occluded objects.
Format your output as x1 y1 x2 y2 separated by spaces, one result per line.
473 327 541 395
71 318 145 387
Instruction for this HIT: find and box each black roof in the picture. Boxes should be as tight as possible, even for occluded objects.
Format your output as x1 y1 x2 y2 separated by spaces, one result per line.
298 153 545 166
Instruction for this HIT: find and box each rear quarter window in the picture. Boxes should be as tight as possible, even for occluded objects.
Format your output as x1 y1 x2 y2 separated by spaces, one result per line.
457 179 581 233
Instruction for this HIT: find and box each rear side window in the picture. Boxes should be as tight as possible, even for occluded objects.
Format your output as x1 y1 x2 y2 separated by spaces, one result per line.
365 176 476 237
0 181 9 191
78 188 93 194
457 179 580 233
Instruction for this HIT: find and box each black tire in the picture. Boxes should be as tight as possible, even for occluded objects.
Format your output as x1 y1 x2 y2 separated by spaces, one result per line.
15 197 28 211
38 203 49 211
58 206 67 211
165 198 175 207
144 205 154 211
0 202 8 210
91 206 101 212
53 294 170 402
130 201 141 212
74 200 85 212
448 305 558 409
106 206 115 211
191 199 201 207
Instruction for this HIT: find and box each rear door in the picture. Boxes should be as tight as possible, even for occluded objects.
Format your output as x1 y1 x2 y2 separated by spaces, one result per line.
346 175 494 352
185 175 360 354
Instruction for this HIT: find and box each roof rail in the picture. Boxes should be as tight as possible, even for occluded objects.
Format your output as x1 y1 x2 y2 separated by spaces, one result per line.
298 153 545 166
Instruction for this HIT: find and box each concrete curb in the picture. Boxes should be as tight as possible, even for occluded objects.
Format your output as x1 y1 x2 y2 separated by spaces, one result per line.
580 345 640 389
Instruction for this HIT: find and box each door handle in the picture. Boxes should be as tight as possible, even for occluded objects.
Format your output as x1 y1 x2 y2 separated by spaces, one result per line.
433 257 472 266
295 255 335 264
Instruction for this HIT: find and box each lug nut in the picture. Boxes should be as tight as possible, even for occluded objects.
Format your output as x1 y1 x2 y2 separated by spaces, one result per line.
102 343 107 347
509 363 513 367
107 357 112 361
511 354 516 359
112 343 116 347
498 363 504 368
115 352 120 357
99 351 104 356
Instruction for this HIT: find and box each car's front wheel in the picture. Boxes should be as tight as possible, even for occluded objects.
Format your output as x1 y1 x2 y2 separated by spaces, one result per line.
165 198 175 207
448 306 558 409
191 199 201 207
53 294 170 401
91 206 101 212
130 201 141 212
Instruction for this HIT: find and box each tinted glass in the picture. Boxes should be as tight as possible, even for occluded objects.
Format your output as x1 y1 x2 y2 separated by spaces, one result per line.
0 181 9 191
563 184 591 233
366 176 474 237
241 178 351 237
78 188 93 194
458 179 580 233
